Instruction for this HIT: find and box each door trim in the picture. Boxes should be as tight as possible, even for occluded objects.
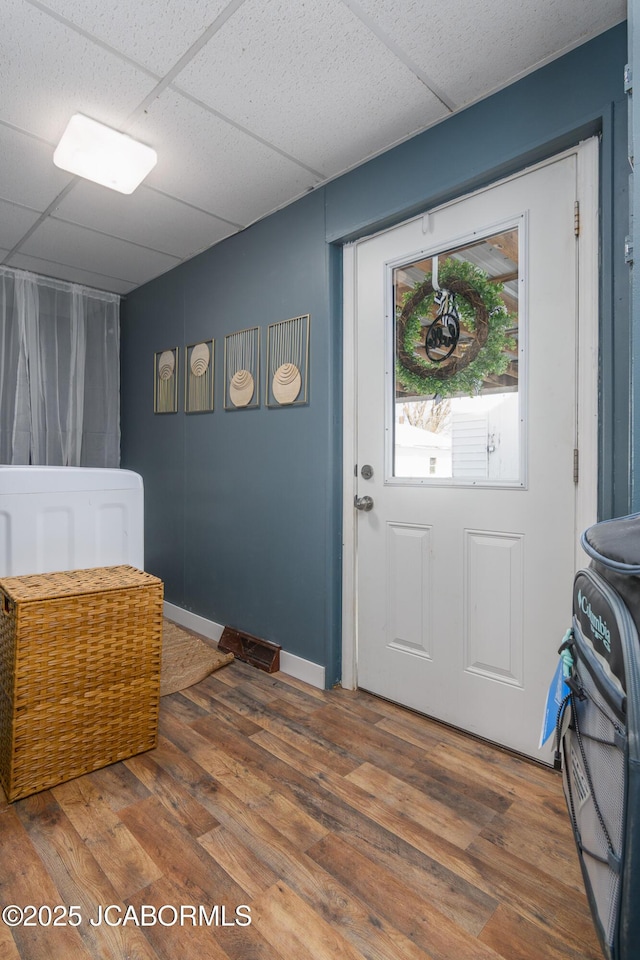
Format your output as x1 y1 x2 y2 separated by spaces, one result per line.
341 138 599 691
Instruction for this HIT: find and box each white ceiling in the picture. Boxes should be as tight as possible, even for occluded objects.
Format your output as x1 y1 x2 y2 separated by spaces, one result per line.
0 0 626 296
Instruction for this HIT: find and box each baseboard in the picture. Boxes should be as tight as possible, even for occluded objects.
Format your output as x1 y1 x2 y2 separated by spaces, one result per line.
163 602 326 689
279 650 326 689
163 602 224 642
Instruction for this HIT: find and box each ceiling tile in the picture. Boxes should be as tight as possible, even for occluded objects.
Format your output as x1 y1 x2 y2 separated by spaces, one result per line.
0 123 73 210
6 251 136 295
18 219 181 287
53 180 237 258
35 0 231 75
0 0 624 295
129 90 318 225
0 0 158 143
352 0 626 107
174 0 448 176
0 200 41 250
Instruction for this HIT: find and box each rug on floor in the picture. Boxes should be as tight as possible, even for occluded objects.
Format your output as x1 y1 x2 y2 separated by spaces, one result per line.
160 619 233 697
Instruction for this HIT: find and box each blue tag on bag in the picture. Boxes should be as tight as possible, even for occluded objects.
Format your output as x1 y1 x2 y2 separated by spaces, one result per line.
539 634 572 748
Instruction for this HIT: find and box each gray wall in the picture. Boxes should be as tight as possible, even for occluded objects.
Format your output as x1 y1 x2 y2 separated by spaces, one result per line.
121 24 628 684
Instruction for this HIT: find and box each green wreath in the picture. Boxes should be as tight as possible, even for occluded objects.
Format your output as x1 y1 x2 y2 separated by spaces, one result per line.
395 258 516 398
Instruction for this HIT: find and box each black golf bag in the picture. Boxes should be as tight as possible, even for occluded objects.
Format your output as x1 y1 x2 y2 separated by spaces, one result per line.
557 514 640 960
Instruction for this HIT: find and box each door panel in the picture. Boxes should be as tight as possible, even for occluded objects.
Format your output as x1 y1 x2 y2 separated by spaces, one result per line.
387 521 433 658
355 155 582 761
463 529 524 685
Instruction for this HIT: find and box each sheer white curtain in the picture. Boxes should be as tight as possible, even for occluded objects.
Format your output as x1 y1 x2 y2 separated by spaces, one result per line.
0 267 120 466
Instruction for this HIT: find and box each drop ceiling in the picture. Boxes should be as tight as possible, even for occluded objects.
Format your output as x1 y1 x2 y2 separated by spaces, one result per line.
0 0 626 296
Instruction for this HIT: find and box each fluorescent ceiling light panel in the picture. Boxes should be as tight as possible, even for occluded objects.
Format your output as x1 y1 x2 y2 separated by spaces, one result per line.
54 114 157 194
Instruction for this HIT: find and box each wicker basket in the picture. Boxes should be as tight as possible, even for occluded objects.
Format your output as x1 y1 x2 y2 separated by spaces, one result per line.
0 565 163 802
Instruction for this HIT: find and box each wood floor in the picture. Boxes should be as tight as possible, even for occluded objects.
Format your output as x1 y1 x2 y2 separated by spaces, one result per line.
0 656 603 960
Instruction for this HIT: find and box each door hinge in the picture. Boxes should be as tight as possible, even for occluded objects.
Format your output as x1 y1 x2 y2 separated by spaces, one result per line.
574 201 580 237
625 63 632 94
573 448 579 484
625 236 634 265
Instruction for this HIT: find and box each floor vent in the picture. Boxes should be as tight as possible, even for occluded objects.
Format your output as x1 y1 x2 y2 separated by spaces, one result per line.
218 626 281 673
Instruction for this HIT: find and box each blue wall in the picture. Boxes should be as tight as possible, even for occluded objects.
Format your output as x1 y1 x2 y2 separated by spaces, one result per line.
121 24 628 684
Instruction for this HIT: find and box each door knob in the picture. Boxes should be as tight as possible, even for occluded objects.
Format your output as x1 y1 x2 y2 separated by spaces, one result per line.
354 495 374 512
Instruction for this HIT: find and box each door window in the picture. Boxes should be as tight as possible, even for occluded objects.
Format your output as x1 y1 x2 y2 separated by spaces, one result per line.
392 226 522 485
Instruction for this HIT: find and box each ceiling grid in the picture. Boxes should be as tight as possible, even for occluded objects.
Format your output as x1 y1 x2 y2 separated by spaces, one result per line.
0 0 626 294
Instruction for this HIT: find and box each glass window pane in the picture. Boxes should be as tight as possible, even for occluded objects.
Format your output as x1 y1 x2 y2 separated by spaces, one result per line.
393 228 520 484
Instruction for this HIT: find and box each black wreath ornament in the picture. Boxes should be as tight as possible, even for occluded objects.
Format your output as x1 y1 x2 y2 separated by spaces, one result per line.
395 258 515 398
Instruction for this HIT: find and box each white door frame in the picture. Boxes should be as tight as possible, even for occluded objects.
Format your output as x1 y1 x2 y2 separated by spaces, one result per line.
341 138 599 691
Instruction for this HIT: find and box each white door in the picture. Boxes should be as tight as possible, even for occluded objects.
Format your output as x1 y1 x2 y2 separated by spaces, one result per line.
351 147 597 761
